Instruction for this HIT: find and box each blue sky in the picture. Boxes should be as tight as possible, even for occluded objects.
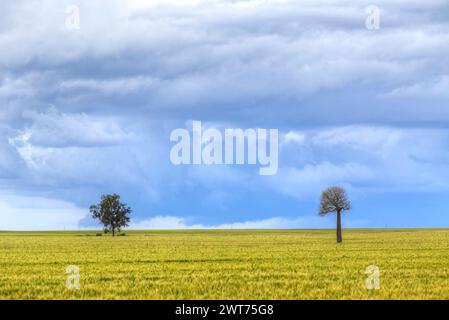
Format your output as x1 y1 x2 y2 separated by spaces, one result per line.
1 0 449 230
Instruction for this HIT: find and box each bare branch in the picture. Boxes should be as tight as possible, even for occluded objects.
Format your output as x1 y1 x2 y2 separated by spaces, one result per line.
319 186 351 216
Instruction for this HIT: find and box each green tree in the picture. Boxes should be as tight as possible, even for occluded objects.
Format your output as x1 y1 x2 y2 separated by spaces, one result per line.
319 186 351 243
90 194 131 236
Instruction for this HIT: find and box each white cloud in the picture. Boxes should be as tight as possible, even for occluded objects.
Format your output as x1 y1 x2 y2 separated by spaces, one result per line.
60 77 159 95
271 162 373 198
132 216 204 229
132 215 319 229
0 195 85 230
284 131 305 145
1 0 448 115
14 107 131 148
0 74 36 98
271 126 449 198
387 75 449 98
131 214 370 229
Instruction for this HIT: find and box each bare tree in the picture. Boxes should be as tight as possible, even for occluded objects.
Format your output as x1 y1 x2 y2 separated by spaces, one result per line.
319 186 351 243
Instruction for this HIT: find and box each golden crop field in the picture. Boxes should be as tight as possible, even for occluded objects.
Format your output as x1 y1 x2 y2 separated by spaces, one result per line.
0 229 449 300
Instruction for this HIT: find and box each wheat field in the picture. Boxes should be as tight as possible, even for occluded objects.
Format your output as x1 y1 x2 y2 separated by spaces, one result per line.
0 229 448 299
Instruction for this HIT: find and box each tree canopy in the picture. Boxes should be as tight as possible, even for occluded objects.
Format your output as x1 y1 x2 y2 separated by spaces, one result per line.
90 194 131 236
319 186 351 216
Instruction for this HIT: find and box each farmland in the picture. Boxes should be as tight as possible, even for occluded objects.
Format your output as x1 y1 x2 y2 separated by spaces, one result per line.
0 229 448 299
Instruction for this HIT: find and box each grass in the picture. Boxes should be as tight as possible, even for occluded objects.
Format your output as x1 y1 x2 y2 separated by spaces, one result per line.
0 228 448 299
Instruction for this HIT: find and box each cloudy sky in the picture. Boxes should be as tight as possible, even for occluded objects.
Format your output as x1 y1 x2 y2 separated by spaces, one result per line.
1 0 449 230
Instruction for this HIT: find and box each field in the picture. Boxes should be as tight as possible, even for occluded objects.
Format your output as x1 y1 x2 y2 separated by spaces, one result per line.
0 229 448 299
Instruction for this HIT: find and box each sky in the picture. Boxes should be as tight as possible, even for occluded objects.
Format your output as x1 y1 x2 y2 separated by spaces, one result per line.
1 0 449 230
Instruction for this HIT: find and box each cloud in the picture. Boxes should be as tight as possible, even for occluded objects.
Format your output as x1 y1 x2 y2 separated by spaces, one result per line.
271 162 373 198
1 0 449 125
387 75 449 99
131 214 370 229
1 1 449 229
268 126 449 198
284 131 305 145
13 107 131 148
131 215 327 229
172 125 449 201
0 194 85 230
59 77 159 95
0 74 37 98
0 132 24 179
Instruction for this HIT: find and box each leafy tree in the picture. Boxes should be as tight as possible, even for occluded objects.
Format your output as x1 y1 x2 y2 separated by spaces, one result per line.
90 194 131 236
319 186 351 243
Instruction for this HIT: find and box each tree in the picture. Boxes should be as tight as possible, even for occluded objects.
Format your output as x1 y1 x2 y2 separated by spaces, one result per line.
319 186 351 243
90 194 131 236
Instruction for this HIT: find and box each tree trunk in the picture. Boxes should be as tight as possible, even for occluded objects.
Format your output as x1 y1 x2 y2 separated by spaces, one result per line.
336 209 342 243
112 226 115 237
